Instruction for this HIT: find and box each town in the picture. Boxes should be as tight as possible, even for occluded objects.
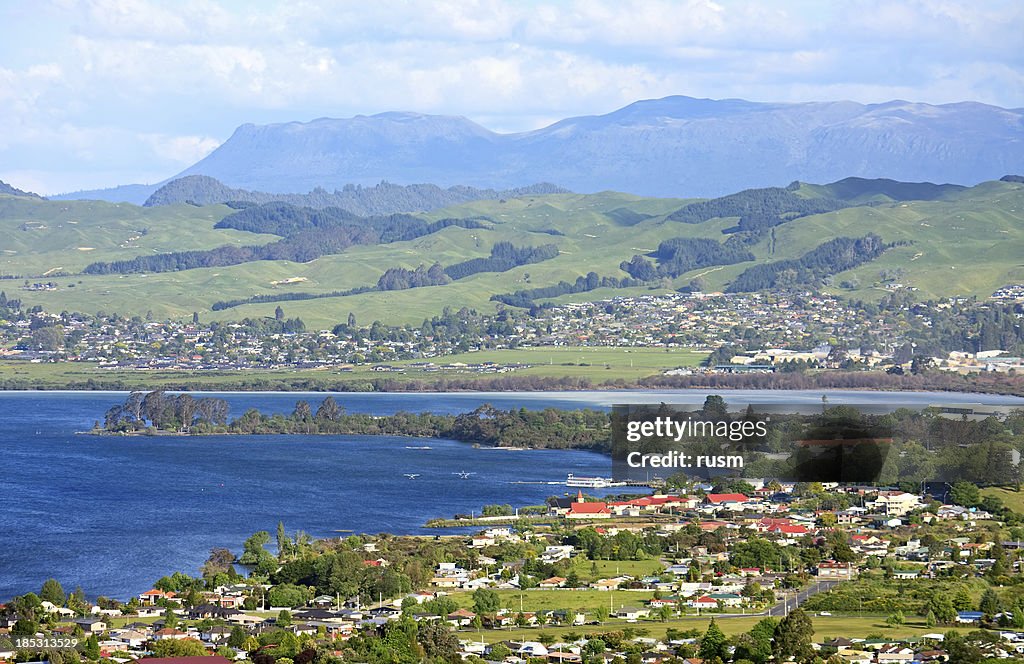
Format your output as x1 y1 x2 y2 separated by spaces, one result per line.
1 289 1022 383
5 478 1024 663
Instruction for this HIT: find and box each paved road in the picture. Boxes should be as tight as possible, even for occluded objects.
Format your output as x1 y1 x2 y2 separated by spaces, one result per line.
696 579 840 620
766 579 839 617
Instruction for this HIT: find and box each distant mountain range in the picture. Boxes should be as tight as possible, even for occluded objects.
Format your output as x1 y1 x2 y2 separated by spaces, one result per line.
50 95 1024 202
141 175 567 216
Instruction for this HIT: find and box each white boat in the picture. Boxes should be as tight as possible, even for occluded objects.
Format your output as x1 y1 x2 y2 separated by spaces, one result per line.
566 473 613 488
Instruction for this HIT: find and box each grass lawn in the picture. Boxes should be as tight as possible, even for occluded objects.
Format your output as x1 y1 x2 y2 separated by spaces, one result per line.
385 346 706 382
578 560 667 582
0 359 373 390
0 346 706 390
980 486 1024 513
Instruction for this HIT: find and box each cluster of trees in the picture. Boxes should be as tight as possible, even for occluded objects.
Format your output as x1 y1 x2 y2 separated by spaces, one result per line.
667 186 850 224
805 575 1024 631
83 202 486 274
447 404 610 450
0 290 22 311
102 391 230 432
214 203 485 242
491 272 646 308
620 237 754 280
343 615 460 664
212 286 374 311
728 234 889 292
82 226 372 274
213 202 364 235
570 526 667 561
100 393 612 450
882 298 1024 357
376 263 450 291
144 174 565 216
675 612 815 664
443 241 559 280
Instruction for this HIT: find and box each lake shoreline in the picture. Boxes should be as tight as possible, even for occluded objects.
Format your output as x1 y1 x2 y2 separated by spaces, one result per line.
3 362 1024 398
5 383 1024 400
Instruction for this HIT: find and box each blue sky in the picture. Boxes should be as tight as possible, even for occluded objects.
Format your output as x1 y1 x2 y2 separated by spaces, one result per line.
1 0 1022 195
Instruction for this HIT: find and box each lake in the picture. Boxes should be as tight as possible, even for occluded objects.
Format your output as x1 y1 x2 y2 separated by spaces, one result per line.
1 388 1021 601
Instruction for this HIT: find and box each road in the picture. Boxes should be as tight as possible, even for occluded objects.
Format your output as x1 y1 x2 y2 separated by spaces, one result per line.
765 579 839 617
696 579 840 620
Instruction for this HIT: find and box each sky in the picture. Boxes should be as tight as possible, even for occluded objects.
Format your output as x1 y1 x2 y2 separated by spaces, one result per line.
1 0 1022 195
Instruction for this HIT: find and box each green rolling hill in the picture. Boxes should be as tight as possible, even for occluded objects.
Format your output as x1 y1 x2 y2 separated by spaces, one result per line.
2 178 1022 329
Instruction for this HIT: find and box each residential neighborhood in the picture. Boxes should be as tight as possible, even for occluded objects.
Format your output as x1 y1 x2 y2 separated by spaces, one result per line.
5 478 1024 663
3 289 1023 381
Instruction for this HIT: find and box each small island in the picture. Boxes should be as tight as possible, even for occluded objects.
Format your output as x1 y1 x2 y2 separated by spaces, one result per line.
94 390 612 451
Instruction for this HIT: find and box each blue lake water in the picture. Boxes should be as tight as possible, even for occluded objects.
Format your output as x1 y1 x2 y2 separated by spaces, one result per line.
1 388 1021 601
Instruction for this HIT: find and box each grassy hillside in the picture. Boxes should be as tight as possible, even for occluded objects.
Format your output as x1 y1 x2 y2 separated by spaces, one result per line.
2 179 1022 328
0 197 278 275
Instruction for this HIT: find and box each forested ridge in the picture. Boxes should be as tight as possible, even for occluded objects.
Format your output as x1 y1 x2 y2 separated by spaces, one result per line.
143 174 569 215
621 237 754 280
491 272 647 309
83 203 488 275
667 186 850 224
444 241 559 280
728 234 891 292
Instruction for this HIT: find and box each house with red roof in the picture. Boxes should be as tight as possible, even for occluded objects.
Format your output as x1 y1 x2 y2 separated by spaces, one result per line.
447 608 477 626
569 502 611 518
539 576 567 589
568 491 610 519
688 596 719 610
139 589 180 605
703 493 749 508
769 523 812 538
755 517 793 531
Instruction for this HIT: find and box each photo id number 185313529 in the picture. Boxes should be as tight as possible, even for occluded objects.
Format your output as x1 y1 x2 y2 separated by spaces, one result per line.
14 637 80 650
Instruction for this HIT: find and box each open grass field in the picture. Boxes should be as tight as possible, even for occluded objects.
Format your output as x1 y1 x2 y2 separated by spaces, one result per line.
5 180 1024 327
580 560 667 582
0 198 279 275
0 347 706 389
980 486 1024 514
393 346 706 381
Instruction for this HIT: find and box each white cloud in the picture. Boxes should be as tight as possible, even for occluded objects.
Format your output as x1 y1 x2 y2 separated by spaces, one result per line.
140 133 221 164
